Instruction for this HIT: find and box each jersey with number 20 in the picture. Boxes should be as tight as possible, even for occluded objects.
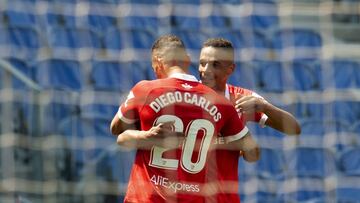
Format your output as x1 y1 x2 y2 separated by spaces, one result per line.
117 73 249 203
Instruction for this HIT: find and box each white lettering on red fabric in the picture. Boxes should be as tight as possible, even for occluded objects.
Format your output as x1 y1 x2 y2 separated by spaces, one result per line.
150 175 200 193
149 91 222 122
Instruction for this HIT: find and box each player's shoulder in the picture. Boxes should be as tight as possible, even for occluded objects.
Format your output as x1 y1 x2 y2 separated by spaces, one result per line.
204 87 233 107
133 80 149 88
135 79 168 87
197 82 215 91
133 78 176 92
195 82 222 98
131 80 155 94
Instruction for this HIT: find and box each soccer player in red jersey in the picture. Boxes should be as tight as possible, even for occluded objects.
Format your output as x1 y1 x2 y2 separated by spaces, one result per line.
110 35 258 203
199 38 301 138
199 38 301 202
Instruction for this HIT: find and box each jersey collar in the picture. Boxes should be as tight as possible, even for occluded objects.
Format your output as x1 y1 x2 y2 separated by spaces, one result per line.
169 73 198 82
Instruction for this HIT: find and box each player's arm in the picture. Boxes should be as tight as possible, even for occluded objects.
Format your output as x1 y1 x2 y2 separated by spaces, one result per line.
226 133 260 162
220 109 261 162
235 95 301 135
117 122 184 149
110 81 145 136
110 100 183 149
117 129 157 149
110 114 158 149
110 114 135 135
111 114 183 149
262 102 301 135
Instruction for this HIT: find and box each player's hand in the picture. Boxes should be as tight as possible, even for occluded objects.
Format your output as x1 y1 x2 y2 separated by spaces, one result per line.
235 95 268 115
143 121 184 148
144 121 182 138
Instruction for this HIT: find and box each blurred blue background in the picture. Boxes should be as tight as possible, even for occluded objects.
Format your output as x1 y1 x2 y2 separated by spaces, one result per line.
0 0 360 202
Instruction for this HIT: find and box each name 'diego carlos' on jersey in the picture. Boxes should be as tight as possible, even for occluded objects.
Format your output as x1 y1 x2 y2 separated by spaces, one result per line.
149 91 222 122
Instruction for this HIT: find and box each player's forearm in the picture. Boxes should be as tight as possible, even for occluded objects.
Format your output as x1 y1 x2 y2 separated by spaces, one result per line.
117 130 157 149
110 116 126 135
240 134 260 162
117 129 184 150
263 103 301 135
110 115 139 136
243 147 260 162
110 121 122 135
217 132 259 153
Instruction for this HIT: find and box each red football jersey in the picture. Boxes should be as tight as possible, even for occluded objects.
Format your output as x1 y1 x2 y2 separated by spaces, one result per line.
118 73 249 203
211 84 268 203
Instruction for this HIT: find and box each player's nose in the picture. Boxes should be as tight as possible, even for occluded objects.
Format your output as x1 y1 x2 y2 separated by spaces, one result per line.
201 63 213 73
200 67 214 79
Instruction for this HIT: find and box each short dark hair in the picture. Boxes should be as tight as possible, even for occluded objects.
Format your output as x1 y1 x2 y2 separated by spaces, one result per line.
152 34 186 53
202 38 235 62
202 38 234 50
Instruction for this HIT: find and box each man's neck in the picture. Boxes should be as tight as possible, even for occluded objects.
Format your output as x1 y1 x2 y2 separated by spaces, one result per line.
215 84 227 96
166 66 187 76
216 90 225 95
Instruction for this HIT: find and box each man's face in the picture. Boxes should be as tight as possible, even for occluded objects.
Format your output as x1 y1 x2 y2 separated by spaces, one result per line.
199 46 234 92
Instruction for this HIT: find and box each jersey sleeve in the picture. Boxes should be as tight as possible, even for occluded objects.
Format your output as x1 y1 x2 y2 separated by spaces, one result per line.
221 107 249 144
258 114 268 128
117 81 148 124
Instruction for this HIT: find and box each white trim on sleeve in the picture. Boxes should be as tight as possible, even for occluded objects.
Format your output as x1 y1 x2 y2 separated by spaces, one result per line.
117 108 137 124
259 114 268 128
224 126 249 143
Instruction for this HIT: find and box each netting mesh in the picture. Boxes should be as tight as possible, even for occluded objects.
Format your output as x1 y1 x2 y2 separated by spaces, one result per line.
0 0 360 202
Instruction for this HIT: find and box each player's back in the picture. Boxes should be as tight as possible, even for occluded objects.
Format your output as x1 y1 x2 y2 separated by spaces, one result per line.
140 77 226 134
122 75 247 203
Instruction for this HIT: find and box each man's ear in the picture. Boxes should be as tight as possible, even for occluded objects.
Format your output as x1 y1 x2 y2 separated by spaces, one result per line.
153 55 166 78
152 55 161 70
